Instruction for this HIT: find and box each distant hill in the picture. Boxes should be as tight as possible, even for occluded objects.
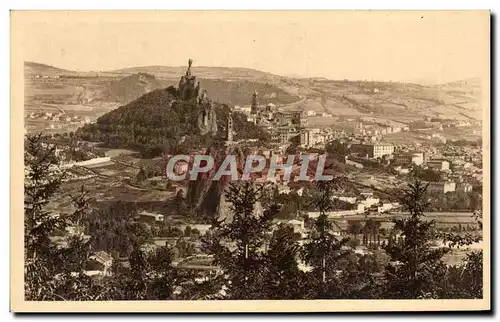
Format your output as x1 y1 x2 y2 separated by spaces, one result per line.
108 65 281 81
96 73 167 104
279 77 483 122
24 61 484 123
25 61 281 80
436 78 482 89
25 61 300 107
24 61 99 78
94 76 299 106
24 61 76 77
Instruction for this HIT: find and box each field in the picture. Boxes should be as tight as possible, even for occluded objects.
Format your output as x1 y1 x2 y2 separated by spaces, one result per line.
279 78 483 128
46 155 180 215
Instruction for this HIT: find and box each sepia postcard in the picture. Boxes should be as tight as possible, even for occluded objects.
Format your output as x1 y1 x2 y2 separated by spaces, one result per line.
11 10 491 312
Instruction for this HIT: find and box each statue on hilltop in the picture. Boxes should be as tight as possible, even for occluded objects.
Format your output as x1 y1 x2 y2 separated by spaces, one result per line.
178 58 198 100
176 58 217 136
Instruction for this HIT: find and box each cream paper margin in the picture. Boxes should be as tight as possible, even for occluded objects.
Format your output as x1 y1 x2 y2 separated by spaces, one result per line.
10 10 491 313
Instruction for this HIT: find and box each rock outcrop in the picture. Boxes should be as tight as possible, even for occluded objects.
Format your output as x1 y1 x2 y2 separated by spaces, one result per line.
196 89 218 136
178 59 218 136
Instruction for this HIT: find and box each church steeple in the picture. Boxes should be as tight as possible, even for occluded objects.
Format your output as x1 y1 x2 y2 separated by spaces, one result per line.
251 90 259 114
227 109 234 143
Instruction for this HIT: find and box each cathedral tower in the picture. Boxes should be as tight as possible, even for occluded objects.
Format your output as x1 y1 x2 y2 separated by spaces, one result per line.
227 109 234 143
250 90 259 114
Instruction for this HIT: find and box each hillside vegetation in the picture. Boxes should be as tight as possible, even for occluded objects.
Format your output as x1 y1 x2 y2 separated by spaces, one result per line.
76 86 269 157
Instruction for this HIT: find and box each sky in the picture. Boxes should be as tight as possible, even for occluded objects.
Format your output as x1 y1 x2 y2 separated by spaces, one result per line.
14 11 489 84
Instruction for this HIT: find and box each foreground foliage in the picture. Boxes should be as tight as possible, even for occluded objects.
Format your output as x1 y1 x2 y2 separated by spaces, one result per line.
24 135 484 300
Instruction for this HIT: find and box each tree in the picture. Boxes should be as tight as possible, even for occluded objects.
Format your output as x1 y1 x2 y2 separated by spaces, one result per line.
262 224 307 299
104 241 180 300
136 166 147 182
363 218 381 246
174 189 186 214
410 165 442 182
25 134 65 263
441 250 483 299
24 134 98 300
184 225 192 237
326 140 349 160
202 182 277 299
301 180 350 299
346 237 360 249
384 181 449 299
347 221 362 241
190 228 201 238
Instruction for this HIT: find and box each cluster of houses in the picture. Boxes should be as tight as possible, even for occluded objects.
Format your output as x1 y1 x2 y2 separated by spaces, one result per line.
354 121 409 137
31 74 60 79
305 110 334 118
341 139 480 194
27 111 92 128
234 92 338 148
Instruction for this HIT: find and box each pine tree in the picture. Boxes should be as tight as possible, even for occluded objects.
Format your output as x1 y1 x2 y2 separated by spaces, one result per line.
24 134 98 300
301 180 350 299
105 242 180 300
384 181 448 299
442 250 483 299
202 182 277 299
262 224 307 299
347 221 362 242
136 166 147 182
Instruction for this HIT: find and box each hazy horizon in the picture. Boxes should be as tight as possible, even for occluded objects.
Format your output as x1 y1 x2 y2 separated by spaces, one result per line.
25 59 483 86
16 11 489 85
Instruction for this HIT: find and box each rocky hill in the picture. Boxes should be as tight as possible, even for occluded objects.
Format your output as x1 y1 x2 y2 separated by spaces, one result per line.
185 143 248 222
76 60 270 157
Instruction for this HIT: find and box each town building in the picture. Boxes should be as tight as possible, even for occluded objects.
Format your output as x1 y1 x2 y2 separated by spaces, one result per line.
377 200 394 213
273 218 306 237
273 111 307 127
330 221 349 236
457 183 473 193
351 143 394 158
178 224 212 236
234 105 252 114
426 181 456 194
271 127 299 144
333 195 357 204
266 103 276 111
361 196 380 208
393 152 424 166
359 189 374 198
137 211 165 224
87 251 113 276
300 128 326 147
427 159 450 171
